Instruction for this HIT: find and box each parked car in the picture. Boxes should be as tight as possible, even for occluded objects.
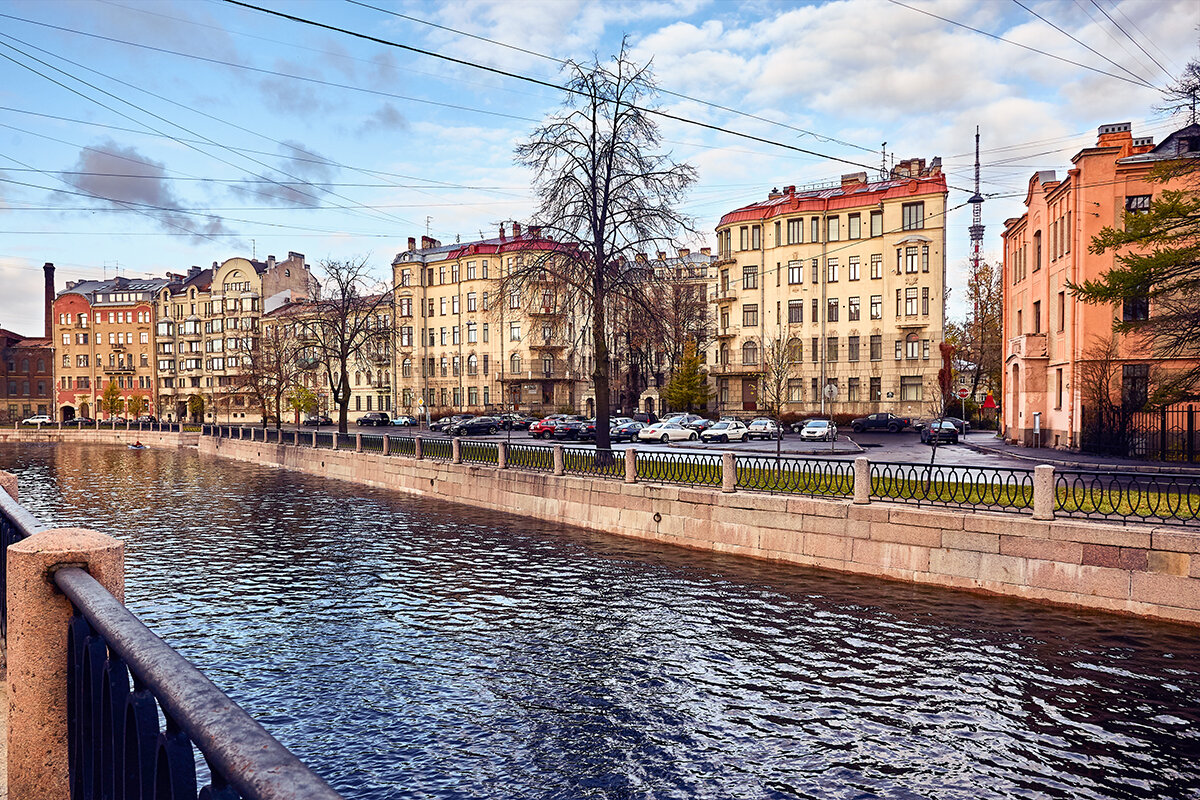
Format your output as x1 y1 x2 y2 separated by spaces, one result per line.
20 414 53 425
630 412 659 425
797 419 837 442
135 415 157 424
684 418 716 433
448 416 502 436
430 414 472 433
303 414 333 426
700 419 749 443
64 417 94 426
920 420 960 444
664 413 704 427
610 421 645 442
637 421 698 443
498 413 538 431
552 415 588 440
849 412 912 433
528 415 566 439
356 412 391 427
746 418 783 440
391 415 418 426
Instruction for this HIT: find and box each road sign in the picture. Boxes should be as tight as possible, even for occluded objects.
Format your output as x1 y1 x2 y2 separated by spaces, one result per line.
957 387 970 399
823 383 838 400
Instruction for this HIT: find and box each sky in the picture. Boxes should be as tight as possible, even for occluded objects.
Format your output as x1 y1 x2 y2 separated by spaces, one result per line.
0 0 1196 335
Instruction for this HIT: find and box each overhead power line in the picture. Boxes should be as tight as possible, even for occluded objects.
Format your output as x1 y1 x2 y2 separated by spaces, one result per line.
1088 0 1173 82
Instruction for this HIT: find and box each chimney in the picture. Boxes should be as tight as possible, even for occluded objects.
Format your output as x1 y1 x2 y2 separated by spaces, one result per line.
700 247 711 256
656 251 666 260
187 266 201 280
421 235 437 249
408 237 416 251
841 171 868 188
65 280 76 290
784 186 796 194
1132 136 1155 154
512 222 522 237
499 224 506 241
267 255 276 269
677 248 690 258
1098 122 1133 148
768 187 782 199
530 225 542 238
43 262 55 338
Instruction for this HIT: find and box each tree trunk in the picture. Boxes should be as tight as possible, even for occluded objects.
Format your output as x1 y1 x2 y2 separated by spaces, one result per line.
592 284 613 457
338 367 350 434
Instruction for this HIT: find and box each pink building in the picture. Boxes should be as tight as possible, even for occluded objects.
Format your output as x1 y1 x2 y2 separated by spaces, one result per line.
1002 121 1200 448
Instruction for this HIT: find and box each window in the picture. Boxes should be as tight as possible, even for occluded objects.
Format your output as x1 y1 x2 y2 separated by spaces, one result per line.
739 227 749 250
481 260 489 279
452 296 460 314
870 210 883 238
440 297 447 316
788 261 803 284
812 298 819 322
1058 291 1066 331
509 289 521 309
848 213 861 240
870 376 881 401
826 258 838 283
751 225 761 249
902 202 924 230
827 299 839 322
895 339 903 360
811 217 820 243
466 292 477 312
743 304 759 327
743 265 758 290
811 258 819 284
870 254 882 279
467 322 477 343
1123 294 1149 322
788 338 803 362
922 287 930 316
811 377 819 399
1034 231 1042 272
453 326 461 345
774 221 781 245
482 292 489 311
900 375 923 401
922 245 930 273
923 339 930 360
848 336 860 362
787 218 803 244
905 333 919 359
466 261 476 280
440 328 447 346
848 297 860 321
826 217 839 242
848 256 860 281
1125 195 1151 214
905 246 919 273
1055 367 1063 409
788 299 803 324
482 323 489 343
742 341 758 365
402 358 412 378
509 321 521 341
870 295 882 320
1122 363 1149 408
896 289 903 317
811 337 819 363
788 379 804 402
1033 300 1041 333
452 356 461 377
826 336 838 362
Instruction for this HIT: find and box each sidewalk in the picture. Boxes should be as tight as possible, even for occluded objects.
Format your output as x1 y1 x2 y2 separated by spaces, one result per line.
961 435 1200 474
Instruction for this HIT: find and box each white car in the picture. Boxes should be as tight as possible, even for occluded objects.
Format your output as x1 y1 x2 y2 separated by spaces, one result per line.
746 418 782 440
798 419 837 441
700 420 750 443
637 421 698 443
20 414 53 426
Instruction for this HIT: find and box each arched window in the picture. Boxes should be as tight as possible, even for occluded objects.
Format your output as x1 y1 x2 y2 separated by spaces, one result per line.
467 354 478 375
719 345 729 366
742 341 758 366
510 354 521 374
402 358 412 378
787 338 803 363
355 371 362 386
905 333 919 360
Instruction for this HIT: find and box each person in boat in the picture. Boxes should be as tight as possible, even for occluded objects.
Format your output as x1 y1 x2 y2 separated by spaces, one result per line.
132 441 144 448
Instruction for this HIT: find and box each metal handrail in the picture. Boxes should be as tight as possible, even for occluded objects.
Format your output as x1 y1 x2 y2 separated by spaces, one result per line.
55 566 343 800
0 485 43 638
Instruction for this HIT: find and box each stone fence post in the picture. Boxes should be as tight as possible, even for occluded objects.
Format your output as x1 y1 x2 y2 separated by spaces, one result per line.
382 434 390 456
312 429 318 448
552 445 565 476
853 457 871 505
332 431 339 450
1 469 17 501
415 437 424 460
355 433 363 453
497 441 507 469
452 437 462 464
624 448 637 484
1033 464 1056 521
293 429 299 447
7 527 125 800
721 451 736 493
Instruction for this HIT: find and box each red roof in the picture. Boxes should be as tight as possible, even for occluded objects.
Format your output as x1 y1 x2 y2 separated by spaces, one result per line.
717 175 948 228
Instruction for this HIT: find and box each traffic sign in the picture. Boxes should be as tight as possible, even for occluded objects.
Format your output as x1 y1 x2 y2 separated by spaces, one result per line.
957 387 970 399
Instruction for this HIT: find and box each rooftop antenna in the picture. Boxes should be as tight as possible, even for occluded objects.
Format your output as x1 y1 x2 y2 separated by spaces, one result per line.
251 239 256 259
425 216 432 237
968 126 986 320
880 142 888 180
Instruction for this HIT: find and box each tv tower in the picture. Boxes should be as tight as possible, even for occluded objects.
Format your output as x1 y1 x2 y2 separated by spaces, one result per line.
968 126 985 318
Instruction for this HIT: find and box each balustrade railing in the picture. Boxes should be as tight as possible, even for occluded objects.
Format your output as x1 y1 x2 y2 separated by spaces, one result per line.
361 434 385 454
870 461 1035 513
636 452 723 486
563 448 623 479
422 437 453 461
506 443 554 472
314 431 335 449
389 435 417 457
1054 469 1200 526
461 440 499 466
336 433 356 450
735 455 853 496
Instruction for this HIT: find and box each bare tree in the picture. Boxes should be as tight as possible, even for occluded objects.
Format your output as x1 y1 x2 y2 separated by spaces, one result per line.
945 259 1002 408
758 336 793 460
301 257 393 433
509 41 697 450
236 315 306 430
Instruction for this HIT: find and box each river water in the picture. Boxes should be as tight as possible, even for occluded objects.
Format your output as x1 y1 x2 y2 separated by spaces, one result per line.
2 442 1198 800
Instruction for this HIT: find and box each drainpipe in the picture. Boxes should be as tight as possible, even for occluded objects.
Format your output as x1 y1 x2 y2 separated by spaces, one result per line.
820 200 829 416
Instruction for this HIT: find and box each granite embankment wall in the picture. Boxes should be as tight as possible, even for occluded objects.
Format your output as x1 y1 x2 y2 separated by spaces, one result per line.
198 436 1200 626
0 429 198 448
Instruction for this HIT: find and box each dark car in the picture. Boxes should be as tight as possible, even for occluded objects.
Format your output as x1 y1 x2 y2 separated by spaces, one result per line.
552 416 588 440
498 413 537 431
937 416 971 434
135 415 158 424
430 414 473 433
356 412 391 427
920 420 960 444
303 414 333 426
849 412 911 433
64 417 94 426
448 416 502 436
684 418 716 433
611 421 644 442
630 412 659 425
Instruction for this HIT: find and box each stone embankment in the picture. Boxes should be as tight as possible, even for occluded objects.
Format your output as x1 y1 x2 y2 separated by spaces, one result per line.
0 428 198 448
200 436 1200 627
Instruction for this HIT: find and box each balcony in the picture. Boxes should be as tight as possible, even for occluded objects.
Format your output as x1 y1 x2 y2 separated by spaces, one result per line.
1008 333 1048 359
707 363 761 376
529 339 566 350
896 316 930 329
709 290 738 305
102 365 135 375
529 306 562 317
715 327 740 339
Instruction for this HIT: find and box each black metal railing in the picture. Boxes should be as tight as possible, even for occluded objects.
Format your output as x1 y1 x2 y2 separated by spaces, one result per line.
506 443 554 472
314 431 334 449
422 438 453 461
361 434 385 454
390 436 417 457
461 441 499 466
1055 469 1200 526
636 452 723 486
735 455 854 496
337 433 356 450
58 566 343 800
563 448 623 479
0 484 42 638
871 462 1035 513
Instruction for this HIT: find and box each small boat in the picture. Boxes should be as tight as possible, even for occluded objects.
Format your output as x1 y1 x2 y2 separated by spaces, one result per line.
128 443 146 450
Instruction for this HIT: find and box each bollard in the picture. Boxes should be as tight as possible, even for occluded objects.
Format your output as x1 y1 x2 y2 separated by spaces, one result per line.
452 437 462 464
415 437 424 460
1033 464 1056 521
721 451 736 493
383 434 390 456
7 527 124 800
853 457 871 504
625 447 637 484
312 429 318 448
497 440 507 469
553 444 565 476
332 431 339 450
356 433 363 453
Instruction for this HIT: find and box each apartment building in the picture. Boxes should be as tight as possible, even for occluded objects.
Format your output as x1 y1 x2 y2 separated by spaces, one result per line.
710 162 948 417
1002 121 1200 447
1 263 55 422
391 226 592 417
53 276 172 420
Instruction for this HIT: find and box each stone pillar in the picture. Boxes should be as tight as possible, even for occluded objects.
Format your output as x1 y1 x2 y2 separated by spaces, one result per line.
312 430 318 448
853 457 871 504
139 422 143 433
239 426 244 440
382 434 390 456
356 433 363 453
1 469 17 501
624 447 637 484
293 429 299 447
1033 464 1056 521
721 451 736 493
125 419 130 431
415 437 424 460
452 437 462 464
497 441 507 469
553 445 565 476
7 528 124 800
332 431 339 450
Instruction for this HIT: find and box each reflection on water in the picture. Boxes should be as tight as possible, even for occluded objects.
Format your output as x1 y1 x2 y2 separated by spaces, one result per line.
3 442 1199 800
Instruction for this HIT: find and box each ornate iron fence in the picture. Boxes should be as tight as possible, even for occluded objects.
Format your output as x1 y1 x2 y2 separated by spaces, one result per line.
422 437 453 461
563 448 624 479
871 462 1035 512
390 436 417 457
361 434 385 454
636 452 723 486
461 441 499 466
314 431 335 450
337 433 356 450
507 443 554 472
735 455 854 496
1055 469 1200 526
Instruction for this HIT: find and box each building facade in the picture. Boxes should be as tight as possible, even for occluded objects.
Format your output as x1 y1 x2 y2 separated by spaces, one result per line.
710 162 948 418
1001 122 1200 448
1 263 55 422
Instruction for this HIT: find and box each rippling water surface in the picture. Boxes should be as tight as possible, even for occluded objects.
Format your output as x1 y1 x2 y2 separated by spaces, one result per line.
2 442 1199 800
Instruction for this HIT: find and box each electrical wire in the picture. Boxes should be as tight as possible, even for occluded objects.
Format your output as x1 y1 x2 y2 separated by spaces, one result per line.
1088 0 1174 83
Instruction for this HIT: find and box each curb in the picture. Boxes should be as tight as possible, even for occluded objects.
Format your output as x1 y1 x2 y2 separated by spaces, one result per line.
961 440 1200 475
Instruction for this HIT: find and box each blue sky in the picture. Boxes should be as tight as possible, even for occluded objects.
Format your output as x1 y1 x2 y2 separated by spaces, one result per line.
1 0 1196 334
